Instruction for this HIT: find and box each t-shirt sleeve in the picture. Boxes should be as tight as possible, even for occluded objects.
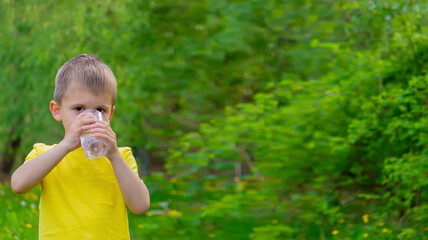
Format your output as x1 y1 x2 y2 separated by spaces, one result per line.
120 147 139 176
25 143 49 162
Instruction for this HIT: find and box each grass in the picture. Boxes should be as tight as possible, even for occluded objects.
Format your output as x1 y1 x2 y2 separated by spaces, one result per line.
0 183 39 239
2 176 427 240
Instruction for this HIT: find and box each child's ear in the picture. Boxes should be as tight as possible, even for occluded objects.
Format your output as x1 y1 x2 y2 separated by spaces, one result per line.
50 101 62 121
108 106 115 122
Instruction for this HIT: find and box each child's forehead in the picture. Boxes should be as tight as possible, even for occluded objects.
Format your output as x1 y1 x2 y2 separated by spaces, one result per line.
63 85 115 103
67 80 114 94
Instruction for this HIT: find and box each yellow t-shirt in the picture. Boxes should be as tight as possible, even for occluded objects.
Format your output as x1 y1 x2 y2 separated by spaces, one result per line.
25 143 139 240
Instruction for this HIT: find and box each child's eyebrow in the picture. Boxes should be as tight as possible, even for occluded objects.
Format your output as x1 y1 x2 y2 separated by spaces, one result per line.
69 103 110 110
96 104 110 109
70 103 85 108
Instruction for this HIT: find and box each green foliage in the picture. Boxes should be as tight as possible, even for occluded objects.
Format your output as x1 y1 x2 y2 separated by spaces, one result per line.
164 0 428 239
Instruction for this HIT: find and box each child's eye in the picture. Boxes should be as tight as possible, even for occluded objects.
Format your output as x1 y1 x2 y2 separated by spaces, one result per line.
96 108 105 113
75 107 83 112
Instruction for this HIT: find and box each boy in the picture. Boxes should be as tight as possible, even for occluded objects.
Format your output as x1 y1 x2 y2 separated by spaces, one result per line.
11 54 150 240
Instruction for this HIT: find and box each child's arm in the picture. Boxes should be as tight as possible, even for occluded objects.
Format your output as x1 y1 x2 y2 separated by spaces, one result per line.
11 143 71 194
11 114 96 194
90 120 150 214
110 153 150 214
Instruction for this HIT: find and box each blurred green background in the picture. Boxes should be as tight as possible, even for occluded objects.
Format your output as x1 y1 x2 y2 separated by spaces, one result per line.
1 0 427 239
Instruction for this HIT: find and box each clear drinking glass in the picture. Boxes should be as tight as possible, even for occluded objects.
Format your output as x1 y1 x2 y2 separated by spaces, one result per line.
80 109 108 160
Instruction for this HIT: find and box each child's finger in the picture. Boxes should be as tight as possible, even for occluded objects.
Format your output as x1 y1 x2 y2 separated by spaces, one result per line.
89 123 117 144
92 126 116 141
78 113 98 122
73 115 98 128
90 121 113 132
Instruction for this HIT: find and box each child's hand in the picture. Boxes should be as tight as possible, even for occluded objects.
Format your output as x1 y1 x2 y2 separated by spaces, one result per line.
60 113 97 152
87 120 120 161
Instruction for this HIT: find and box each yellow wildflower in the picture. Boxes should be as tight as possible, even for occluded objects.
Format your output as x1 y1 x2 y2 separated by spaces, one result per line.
363 233 369 238
208 233 216 238
339 218 345 224
137 224 144 229
170 190 177 195
167 209 183 217
332 230 339 235
25 224 32 228
382 228 388 233
377 222 384 227
146 211 153 216
170 177 177 183
271 219 278 224
25 193 39 201
237 181 247 191
362 214 369 223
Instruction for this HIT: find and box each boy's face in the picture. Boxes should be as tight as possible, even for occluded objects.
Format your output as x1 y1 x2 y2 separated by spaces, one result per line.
50 85 115 134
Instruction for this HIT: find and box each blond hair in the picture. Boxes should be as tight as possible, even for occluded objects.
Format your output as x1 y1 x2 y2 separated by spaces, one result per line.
54 54 117 105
